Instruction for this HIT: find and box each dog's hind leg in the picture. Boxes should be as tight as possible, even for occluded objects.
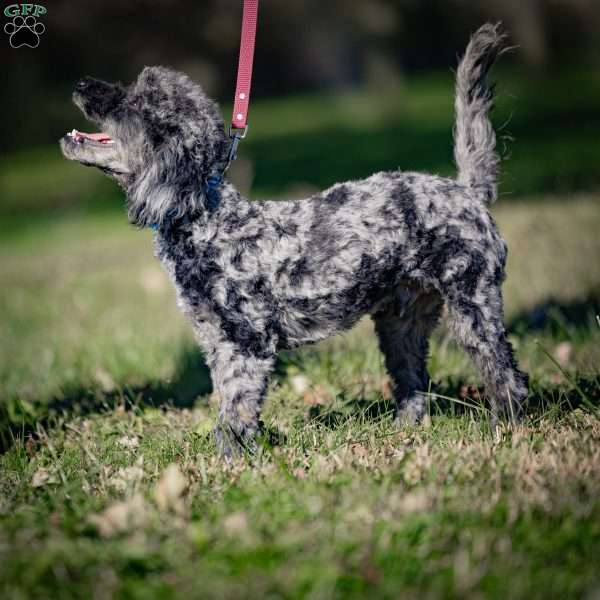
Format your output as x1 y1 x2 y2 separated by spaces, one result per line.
210 346 274 460
373 291 443 425
444 284 528 422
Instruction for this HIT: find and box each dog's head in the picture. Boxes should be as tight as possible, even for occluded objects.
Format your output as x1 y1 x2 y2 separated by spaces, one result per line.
60 66 228 227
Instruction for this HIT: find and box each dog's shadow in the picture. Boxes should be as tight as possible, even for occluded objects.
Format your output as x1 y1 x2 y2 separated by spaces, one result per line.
68 345 213 412
2 295 598 452
292 292 600 428
507 292 600 336
0 345 213 452
304 377 600 431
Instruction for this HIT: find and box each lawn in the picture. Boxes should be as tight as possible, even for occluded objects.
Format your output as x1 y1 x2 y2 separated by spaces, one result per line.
0 193 599 598
1 71 600 598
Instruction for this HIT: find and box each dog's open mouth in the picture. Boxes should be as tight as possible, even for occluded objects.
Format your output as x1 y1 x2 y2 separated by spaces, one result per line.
66 129 114 145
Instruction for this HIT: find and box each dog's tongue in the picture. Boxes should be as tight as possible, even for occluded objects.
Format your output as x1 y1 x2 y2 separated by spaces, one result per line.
72 129 113 143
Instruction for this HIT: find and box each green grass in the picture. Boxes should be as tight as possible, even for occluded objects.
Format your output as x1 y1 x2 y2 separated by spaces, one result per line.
0 194 599 598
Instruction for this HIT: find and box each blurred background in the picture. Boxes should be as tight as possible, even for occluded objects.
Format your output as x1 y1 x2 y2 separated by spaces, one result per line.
0 0 599 435
3 0 600 209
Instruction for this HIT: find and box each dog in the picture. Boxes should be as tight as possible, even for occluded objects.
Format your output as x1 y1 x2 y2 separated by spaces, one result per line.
61 23 528 458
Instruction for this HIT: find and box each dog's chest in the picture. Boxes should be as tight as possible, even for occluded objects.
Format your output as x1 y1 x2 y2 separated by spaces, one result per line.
153 229 220 320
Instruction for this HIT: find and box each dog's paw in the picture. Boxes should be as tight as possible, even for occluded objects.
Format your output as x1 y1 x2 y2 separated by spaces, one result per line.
495 398 525 425
395 393 427 426
395 409 421 427
214 423 257 461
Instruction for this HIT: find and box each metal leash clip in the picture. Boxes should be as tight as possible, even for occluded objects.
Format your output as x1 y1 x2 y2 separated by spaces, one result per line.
224 125 248 174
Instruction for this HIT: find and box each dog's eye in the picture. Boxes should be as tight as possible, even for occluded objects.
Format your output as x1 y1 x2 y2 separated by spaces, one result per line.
133 98 143 111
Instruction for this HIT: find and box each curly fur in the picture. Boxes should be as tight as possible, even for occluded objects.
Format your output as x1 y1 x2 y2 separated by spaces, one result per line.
61 24 528 458
454 23 507 204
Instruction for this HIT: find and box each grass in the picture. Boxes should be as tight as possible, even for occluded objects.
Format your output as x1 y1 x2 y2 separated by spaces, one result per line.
1 70 600 597
0 193 599 598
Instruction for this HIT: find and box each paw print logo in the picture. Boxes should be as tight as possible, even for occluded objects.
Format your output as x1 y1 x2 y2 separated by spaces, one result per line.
4 15 45 48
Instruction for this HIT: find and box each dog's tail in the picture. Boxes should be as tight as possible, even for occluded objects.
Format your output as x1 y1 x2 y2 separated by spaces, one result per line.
454 23 507 205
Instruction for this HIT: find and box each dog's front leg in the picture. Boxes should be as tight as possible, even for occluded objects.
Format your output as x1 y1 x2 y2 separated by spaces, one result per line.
210 346 275 460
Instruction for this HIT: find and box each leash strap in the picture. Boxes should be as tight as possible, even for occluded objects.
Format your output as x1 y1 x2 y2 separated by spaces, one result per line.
231 0 259 132
152 1 259 229
184 0 259 227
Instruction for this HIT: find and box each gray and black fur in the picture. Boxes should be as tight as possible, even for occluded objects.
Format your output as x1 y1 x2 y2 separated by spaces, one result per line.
61 24 528 458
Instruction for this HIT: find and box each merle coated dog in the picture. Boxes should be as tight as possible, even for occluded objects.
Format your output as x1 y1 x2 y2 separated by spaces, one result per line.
61 24 528 458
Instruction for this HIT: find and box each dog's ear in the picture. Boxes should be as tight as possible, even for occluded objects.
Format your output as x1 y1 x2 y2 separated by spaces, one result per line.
125 66 230 227
127 139 205 228
127 117 231 227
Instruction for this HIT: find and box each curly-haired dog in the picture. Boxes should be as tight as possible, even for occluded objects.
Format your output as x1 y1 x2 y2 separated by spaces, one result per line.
61 24 528 457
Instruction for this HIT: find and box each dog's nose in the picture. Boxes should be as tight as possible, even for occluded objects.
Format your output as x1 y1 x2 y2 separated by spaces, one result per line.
76 78 91 92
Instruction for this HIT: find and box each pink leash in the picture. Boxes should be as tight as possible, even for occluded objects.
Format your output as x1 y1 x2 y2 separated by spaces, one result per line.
232 0 259 132
224 0 259 170
153 2 260 225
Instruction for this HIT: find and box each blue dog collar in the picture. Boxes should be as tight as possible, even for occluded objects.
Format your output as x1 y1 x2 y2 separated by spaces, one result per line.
148 174 223 231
